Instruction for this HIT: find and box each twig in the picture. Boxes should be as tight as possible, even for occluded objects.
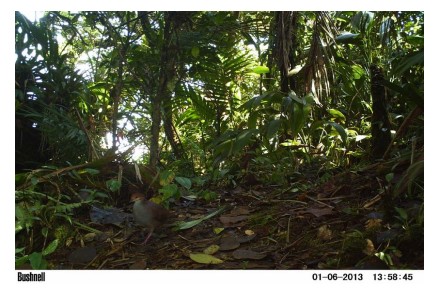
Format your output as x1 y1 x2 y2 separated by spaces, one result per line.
305 195 334 209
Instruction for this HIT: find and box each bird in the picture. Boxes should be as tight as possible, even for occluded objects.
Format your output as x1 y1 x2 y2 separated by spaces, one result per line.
130 192 171 244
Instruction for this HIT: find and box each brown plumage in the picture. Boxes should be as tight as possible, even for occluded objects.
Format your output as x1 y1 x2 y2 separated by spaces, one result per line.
130 192 170 244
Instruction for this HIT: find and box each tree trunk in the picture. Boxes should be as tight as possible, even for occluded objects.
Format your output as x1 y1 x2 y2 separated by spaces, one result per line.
147 12 185 168
370 64 391 160
274 11 297 93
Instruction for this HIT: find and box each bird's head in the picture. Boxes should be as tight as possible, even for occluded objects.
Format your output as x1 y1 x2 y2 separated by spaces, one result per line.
130 192 145 203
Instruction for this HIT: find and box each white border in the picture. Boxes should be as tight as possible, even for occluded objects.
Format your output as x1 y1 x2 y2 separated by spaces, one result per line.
3 2 432 292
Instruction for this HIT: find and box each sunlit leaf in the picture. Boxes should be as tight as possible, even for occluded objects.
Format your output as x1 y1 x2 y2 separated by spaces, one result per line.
335 32 360 44
288 65 303 76
355 135 369 142
251 65 270 74
352 64 364 80
328 109 346 122
189 253 223 264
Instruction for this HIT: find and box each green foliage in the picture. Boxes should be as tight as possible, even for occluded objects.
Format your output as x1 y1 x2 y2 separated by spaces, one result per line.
15 187 82 268
16 239 59 269
175 176 192 190
105 179 121 192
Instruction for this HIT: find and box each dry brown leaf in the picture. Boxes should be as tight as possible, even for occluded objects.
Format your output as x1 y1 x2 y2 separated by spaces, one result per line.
219 215 249 225
317 225 332 241
363 239 375 255
306 207 333 218
219 236 241 251
245 229 254 236
365 218 382 230
232 249 266 260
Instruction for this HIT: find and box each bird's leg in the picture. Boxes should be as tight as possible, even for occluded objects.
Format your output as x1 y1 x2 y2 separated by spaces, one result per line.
142 229 154 244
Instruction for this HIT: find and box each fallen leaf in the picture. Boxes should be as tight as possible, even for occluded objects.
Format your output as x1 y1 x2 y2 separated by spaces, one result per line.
83 233 96 242
365 218 382 230
203 245 220 255
219 236 240 251
232 249 266 260
68 246 96 264
245 229 254 236
363 239 375 256
236 233 256 243
317 225 332 241
376 229 399 243
230 207 251 216
129 260 147 270
189 253 224 264
306 207 333 218
213 227 224 234
219 215 248 225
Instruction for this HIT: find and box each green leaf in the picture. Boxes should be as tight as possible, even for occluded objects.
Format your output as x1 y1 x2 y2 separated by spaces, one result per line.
352 11 374 33
233 129 258 154
29 252 46 269
159 184 178 199
290 103 305 138
191 47 200 58
248 112 257 129
105 179 121 192
251 65 270 74
78 168 100 175
15 173 28 185
174 206 225 230
189 253 223 264
393 49 424 77
15 255 30 268
385 173 394 183
41 227 48 238
175 176 192 190
288 91 303 104
327 122 347 144
335 32 360 44
266 119 281 139
31 177 39 186
160 170 175 186
406 35 424 46
213 227 224 234
328 109 346 122
352 64 364 80
42 239 59 256
199 190 218 201
395 207 408 221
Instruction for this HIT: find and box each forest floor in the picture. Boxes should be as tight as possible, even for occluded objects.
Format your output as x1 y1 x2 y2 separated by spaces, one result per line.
47 164 424 270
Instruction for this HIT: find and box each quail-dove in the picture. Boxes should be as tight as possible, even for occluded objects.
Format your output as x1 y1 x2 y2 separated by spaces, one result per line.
130 192 170 244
